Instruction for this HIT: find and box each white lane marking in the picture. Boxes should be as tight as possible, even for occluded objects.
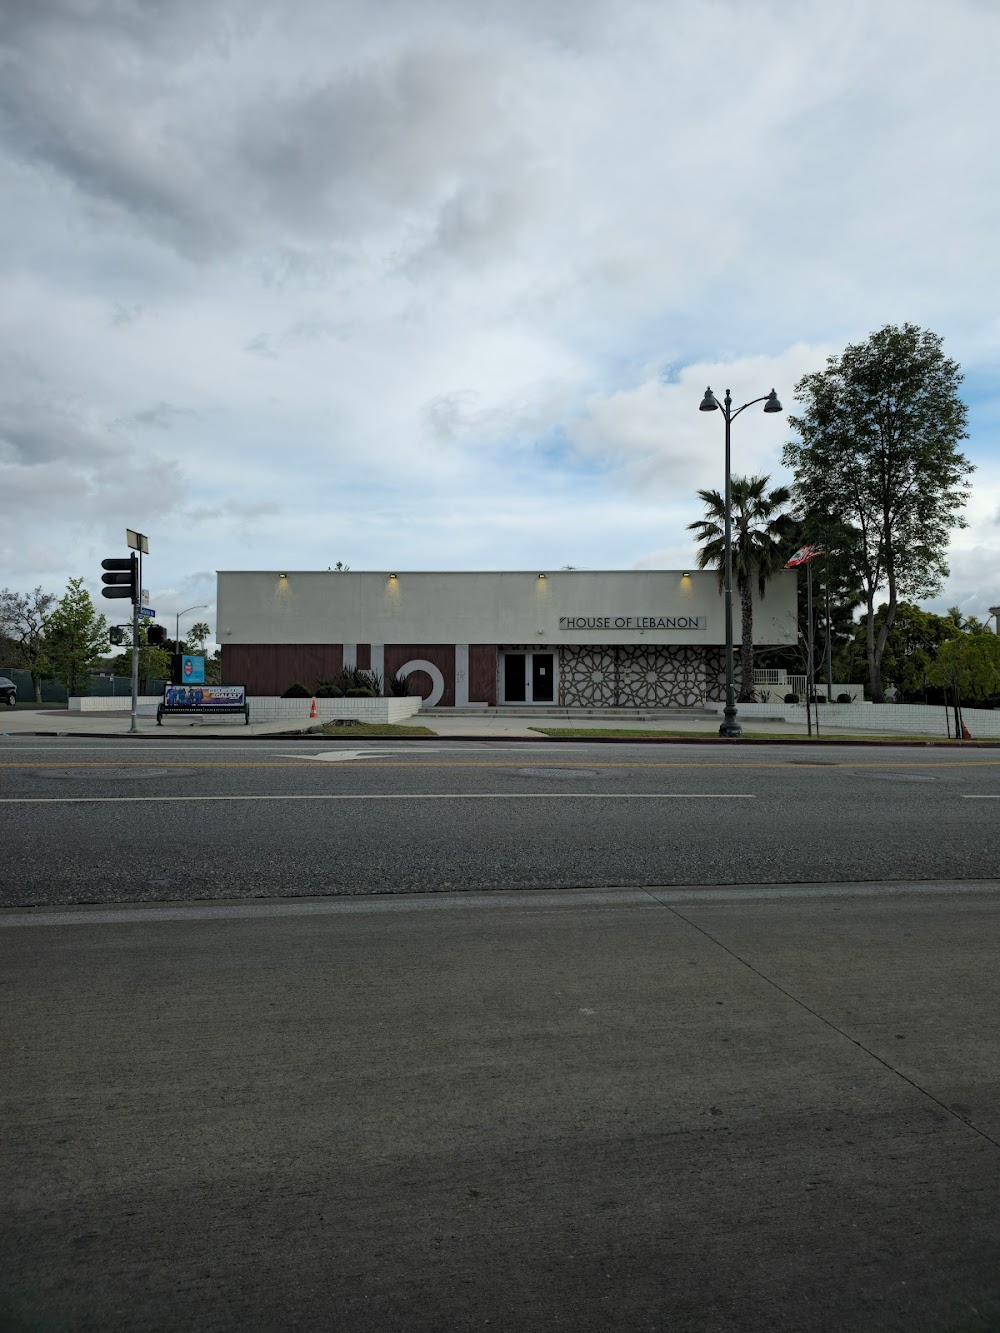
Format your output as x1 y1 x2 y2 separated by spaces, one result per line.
0 793 756 804
276 746 545 762
963 795 1000 798
4 880 1000 930
279 749 366 763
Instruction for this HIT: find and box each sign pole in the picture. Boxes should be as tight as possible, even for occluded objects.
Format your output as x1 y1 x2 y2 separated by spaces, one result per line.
129 579 139 735
125 529 149 737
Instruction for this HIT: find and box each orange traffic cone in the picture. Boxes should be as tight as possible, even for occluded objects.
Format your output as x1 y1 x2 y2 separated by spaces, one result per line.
961 721 973 740
309 698 318 719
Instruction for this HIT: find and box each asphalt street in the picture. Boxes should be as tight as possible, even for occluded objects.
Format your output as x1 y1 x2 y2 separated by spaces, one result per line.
4 737 1000 1331
1 737 1000 907
3 883 1000 1331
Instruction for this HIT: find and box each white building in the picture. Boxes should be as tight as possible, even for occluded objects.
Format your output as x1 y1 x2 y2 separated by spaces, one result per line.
216 568 798 707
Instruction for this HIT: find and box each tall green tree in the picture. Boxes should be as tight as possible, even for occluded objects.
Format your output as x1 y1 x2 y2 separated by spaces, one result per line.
838 602 959 702
45 579 109 696
929 633 1000 724
0 586 56 702
688 474 795 700
784 324 972 701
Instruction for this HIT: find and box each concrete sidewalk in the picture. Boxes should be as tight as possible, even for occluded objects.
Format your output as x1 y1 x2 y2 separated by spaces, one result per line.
0 707 312 740
0 706 960 743
1 706 823 741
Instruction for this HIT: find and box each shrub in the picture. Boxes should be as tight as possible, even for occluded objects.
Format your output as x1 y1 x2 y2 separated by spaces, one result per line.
388 670 412 697
836 693 853 704
337 665 383 695
784 692 800 704
345 687 377 698
282 682 311 698
315 680 343 698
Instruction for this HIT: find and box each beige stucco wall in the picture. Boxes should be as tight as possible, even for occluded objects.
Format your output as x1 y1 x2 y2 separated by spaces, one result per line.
216 570 798 647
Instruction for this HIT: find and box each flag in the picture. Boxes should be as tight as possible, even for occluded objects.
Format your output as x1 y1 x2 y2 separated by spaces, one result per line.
785 544 825 568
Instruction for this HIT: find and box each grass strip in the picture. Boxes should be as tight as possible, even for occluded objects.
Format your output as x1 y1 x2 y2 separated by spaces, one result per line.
321 722 437 737
528 727 1000 744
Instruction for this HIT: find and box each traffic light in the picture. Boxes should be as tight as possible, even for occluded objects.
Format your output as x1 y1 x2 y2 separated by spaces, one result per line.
101 555 138 602
147 624 167 646
109 626 128 646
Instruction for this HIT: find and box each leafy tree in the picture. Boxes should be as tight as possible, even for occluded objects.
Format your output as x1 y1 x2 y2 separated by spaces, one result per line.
688 474 795 700
204 649 222 685
0 585 56 702
784 323 972 701
44 580 109 696
838 602 959 702
929 634 1000 711
755 517 865 684
113 624 172 693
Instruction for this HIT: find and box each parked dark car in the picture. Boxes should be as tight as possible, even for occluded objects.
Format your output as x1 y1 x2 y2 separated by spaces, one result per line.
0 676 16 706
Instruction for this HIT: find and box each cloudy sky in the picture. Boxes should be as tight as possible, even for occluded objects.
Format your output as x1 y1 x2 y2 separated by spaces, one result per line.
2 0 998 643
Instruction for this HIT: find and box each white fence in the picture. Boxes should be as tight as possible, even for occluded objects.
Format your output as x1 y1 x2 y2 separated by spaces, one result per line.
706 700 1000 738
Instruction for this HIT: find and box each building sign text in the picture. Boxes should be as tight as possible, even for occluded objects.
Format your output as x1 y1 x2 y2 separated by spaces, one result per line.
558 615 706 630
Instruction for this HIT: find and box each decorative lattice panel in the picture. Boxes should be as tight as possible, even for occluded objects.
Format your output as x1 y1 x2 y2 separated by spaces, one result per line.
559 645 720 707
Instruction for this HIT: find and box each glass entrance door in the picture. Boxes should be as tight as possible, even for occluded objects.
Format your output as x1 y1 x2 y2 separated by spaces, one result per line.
504 653 527 703
501 651 557 704
532 653 554 703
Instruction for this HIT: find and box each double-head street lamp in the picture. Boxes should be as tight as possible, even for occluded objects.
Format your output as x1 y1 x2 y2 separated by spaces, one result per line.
699 386 783 738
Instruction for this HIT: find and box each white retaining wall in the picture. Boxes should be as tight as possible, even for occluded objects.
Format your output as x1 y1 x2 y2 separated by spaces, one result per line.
69 695 165 711
69 695 422 724
705 701 1000 737
248 697 421 723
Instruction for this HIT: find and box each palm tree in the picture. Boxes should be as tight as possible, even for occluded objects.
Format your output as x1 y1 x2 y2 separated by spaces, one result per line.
687 475 795 701
189 621 211 653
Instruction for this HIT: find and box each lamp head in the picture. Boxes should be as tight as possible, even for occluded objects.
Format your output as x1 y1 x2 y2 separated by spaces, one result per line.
699 386 720 412
762 388 782 414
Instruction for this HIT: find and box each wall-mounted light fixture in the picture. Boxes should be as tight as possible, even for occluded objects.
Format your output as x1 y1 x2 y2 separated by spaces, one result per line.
389 573 397 580
278 573 287 579
682 571 691 578
538 573 546 580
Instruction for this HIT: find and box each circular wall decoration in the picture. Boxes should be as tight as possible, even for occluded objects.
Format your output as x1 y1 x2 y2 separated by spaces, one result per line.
398 659 446 707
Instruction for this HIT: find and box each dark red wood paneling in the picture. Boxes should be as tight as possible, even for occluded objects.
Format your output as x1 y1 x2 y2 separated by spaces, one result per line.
384 644 455 707
355 644 371 670
469 645 497 706
222 644 343 696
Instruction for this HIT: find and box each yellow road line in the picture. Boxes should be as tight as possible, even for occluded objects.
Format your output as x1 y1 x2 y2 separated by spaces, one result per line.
2 760 1000 771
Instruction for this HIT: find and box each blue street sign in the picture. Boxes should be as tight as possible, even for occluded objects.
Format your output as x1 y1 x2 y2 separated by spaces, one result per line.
138 607 155 618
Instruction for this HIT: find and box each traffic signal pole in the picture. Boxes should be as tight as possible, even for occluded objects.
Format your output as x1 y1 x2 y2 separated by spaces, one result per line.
103 530 148 736
129 547 140 735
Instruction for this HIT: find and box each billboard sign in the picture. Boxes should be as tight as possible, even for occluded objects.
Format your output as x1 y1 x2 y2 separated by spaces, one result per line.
163 684 244 708
181 654 206 684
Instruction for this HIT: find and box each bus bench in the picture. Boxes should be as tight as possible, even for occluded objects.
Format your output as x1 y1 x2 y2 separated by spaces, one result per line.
157 685 250 725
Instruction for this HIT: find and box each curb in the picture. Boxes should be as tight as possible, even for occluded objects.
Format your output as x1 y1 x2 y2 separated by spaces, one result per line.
5 729 998 749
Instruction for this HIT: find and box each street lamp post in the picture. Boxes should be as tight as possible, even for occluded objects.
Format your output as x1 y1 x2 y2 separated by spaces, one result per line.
175 604 208 656
698 386 783 738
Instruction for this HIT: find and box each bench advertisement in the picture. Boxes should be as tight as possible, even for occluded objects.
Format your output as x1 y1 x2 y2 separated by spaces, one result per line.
163 685 245 708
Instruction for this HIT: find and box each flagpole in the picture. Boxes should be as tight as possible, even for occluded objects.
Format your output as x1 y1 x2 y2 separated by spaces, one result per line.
806 560 813 738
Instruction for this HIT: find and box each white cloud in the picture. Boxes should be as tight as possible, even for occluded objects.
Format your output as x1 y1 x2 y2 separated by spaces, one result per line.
1 0 999 635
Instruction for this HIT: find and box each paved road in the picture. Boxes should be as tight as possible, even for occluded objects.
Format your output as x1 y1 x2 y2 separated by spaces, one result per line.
1 737 999 907
4 883 1000 1332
